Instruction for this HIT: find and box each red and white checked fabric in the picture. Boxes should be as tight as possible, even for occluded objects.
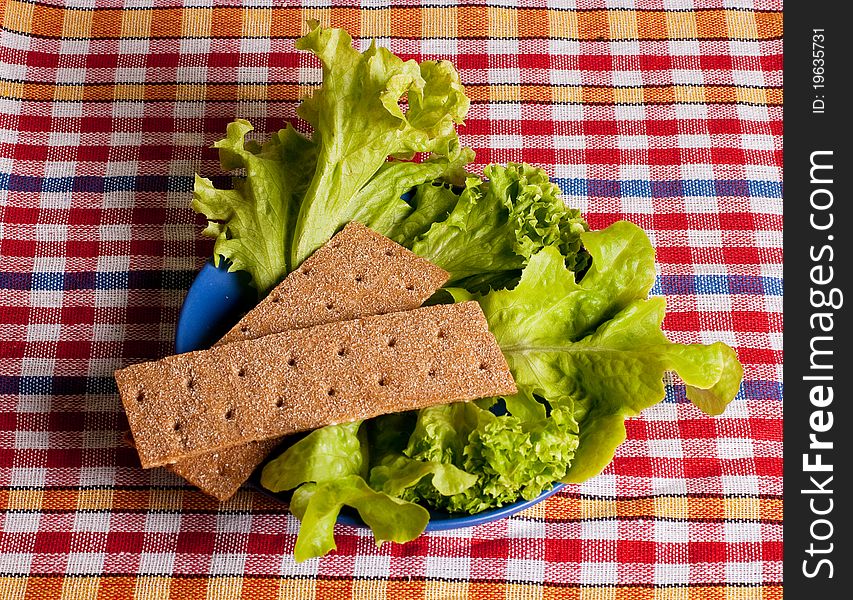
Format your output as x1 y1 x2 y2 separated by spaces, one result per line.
0 0 782 597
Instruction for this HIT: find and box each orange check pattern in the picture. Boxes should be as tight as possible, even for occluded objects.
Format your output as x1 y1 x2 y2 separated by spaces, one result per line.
0 0 782 598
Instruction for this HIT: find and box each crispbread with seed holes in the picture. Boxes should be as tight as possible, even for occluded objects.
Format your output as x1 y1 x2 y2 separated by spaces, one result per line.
217 221 450 344
115 302 516 469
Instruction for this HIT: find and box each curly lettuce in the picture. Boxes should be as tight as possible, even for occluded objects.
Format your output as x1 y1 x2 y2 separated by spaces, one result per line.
399 401 579 514
407 162 589 290
191 23 744 563
193 23 472 295
192 120 316 292
291 24 471 265
260 222 742 559
474 222 743 482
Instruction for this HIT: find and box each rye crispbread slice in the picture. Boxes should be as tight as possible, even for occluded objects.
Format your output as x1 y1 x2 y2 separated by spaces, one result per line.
217 222 450 344
162 222 449 500
116 302 516 469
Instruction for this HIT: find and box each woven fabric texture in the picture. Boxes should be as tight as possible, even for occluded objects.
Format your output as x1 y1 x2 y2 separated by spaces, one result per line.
0 0 782 598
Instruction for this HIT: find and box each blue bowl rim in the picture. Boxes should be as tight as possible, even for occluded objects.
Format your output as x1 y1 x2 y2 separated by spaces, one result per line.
175 257 565 530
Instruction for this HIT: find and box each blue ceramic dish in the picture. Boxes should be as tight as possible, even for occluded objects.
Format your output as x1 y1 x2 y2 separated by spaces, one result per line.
175 259 565 530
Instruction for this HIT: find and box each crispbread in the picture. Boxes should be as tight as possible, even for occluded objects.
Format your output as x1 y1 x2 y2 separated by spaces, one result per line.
163 222 449 500
218 221 450 344
166 439 280 501
116 302 516 469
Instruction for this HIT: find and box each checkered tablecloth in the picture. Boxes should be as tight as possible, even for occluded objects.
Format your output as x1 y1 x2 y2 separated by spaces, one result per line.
0 0 783 597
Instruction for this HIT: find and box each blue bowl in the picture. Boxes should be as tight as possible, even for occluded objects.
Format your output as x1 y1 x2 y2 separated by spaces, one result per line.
176 258 564 530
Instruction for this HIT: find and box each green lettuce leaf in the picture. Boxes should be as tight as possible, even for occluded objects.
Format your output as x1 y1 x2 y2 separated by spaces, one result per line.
408 162 589 290
196 23 744 561
193 23 472 293
385 182 461 245
366 412 478 498
370 455 477 498
289 476 429 562
401 402 579 514
259 421 367 493
475 221 743 482
260 418 434 562
192 120 317 293
290 24 471 266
